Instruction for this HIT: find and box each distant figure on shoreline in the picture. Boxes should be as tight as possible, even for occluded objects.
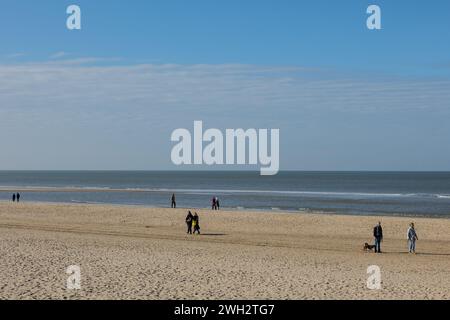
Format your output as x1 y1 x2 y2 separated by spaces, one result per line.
185 211 193 234
211 197 220 210
171 193 176 208
407 223 419 254
373 222 383 253
16 193 20 203
12 194 16 202
192 212 200 234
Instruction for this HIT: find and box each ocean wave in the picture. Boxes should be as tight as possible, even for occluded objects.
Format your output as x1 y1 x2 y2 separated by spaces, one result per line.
70 199 112 205
1 185 450 200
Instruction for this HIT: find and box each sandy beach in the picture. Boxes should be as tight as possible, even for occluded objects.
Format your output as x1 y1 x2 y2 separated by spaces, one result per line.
0 201 449 300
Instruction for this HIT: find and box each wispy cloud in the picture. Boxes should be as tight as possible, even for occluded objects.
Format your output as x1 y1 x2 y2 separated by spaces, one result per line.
0 59 449 170
49 51 69 59
4 53 26 59
0 60 449 118
41 56 122 66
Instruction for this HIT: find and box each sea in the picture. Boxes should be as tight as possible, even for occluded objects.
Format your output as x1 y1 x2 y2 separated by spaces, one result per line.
1 171 450 217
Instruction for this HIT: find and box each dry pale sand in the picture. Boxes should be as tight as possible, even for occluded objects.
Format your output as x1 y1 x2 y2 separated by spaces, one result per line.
0 201 449 300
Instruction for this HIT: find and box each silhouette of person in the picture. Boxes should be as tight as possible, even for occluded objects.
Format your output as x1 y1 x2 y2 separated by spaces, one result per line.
12 194 16 202
373 222 383 254
16 193 20 203
193 212 200 234
185 211 193 234
407 223 419 254
171 193 176 208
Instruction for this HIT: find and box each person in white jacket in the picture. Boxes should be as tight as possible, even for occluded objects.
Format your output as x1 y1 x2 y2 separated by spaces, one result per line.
407 223 419 254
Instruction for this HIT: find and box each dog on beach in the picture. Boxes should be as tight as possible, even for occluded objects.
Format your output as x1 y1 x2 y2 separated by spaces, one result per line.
363 242 376 252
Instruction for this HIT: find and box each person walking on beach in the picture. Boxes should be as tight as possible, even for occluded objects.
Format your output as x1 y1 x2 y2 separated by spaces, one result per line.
185 211 193 234
192 212 200 234
407 223 419 254
373 222 383 253
211 197 216 210
171 193 176 208
215 197 220 210
12 193 16 202
16 193 20 203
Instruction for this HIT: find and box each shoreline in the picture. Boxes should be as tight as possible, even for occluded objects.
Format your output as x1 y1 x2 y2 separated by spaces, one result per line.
1 174 449 219
0 199 448 220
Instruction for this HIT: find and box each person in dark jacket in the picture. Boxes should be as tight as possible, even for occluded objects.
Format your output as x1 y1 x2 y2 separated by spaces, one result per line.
12 194 16 202
192 212 201 234
185 211 193 234
373 222 383 253
16 193 20 203
171 193 176 208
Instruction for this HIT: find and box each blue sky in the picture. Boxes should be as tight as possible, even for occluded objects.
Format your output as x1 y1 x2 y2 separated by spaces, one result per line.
2 0 450 72
0 0 450 170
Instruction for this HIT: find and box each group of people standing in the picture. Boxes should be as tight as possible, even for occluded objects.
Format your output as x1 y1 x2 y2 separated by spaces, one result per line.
373 221 419 254
211 197 220 210
170 193 221 211
185 211 200 234
171 193 221 235
11 193 21 203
